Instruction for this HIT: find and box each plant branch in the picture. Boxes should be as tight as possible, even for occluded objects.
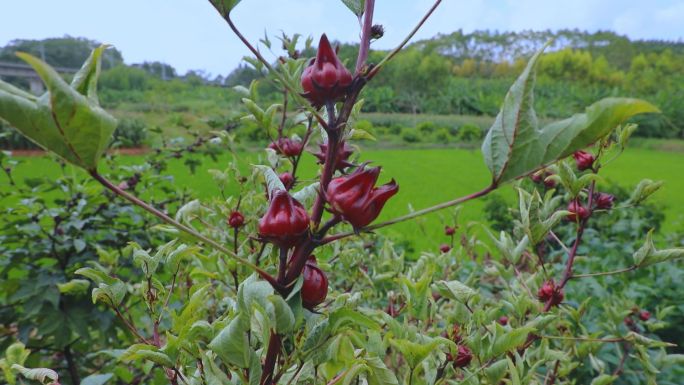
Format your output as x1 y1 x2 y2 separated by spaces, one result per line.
355 0 375 74
260 332 282 385
113 307 150 344
366 0 443 79
321 184 495 243
223 12 326 127
89 170 283 291
571 265 637 279
541 335 625 343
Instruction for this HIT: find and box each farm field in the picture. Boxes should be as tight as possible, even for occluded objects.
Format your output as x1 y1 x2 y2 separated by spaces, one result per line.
5 146 683 252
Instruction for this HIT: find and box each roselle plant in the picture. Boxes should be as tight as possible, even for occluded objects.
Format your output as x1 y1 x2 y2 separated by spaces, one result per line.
1 1 684 385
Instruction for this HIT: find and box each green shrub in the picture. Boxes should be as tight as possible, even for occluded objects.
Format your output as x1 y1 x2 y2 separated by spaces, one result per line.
417 121 437 134
434 127 450 144
401 128 420 143
354 119 374 134
112 118 148 147
456 122 483 142
388 123 405 135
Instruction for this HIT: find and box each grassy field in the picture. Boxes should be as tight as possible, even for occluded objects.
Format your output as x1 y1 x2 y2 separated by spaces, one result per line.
3 145 683 253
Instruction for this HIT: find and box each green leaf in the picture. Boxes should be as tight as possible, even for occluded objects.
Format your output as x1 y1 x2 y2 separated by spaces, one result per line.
633 230 684 267
491 326 534 357
208 314 251 368
328 308 380 333
57 279 90 295
432 280 476 303
0 48 116 170
348 128 376 141
341 0 365 17
254 165 286 199
71 45 108 103
481 44 659 185
2 342 30 384
389 338 443 369
590 374 617 385
132 248 161 277
269 294 295 333
484 359 508 384
209 0 242 16
625 331 675 348
120 344 174 367
11 364 59 385
75 266 117 285
81 373 114 385
91 281 126 307
628 179 664 205
5 343 30 366
292 182 320 207
365 356 398 385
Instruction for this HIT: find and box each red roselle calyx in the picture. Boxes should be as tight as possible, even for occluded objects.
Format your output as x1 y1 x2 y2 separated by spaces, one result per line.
594 192 615 210
639 310 651 321
301 34 353 108
498 316 509 326
301 256 328 309
439 244 451 253
445 226 455 236
268 137 303 157
312 141 355 172
573 150 595 171
448 345 473 368
258 190 310 247
538 280 564 307
326 165 399 228
531 170 556 188
567 200 590 222
228 211 245 228
279 172 295 190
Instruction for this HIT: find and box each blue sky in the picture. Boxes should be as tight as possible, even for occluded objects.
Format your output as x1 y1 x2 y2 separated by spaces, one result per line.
2 0 683 76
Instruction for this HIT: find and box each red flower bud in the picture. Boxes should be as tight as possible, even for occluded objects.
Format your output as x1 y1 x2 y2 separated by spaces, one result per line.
268 138 303 157
498 316 509 326
326 166 399 228
445 226 456 236
573 150 595 171
312 141 355 171
566 200 590 222
258 190 310 247
228 211 245 228
624 317 635 328
531 170 556 188
301 34 353 108
450 324 463 344
538 280 564 307
594 192 615 210
448 345 473 368
639 310 651 321
279 172 295 190
301 256 328 309
439 244 451 253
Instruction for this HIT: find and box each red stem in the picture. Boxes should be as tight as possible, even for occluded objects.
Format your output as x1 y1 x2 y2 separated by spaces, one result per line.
260 332 282 385
355 0 375 74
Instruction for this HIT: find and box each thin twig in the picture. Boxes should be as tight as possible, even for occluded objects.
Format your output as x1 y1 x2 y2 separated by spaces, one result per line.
322 185 495 244
571 265 637 279
367 0 443 79
89 170 284 292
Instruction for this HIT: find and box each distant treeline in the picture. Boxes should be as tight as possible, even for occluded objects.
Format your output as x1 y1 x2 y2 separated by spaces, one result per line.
229 29 684 139
1 31 683 138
